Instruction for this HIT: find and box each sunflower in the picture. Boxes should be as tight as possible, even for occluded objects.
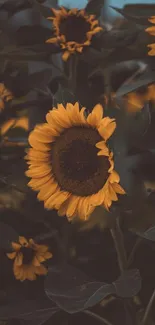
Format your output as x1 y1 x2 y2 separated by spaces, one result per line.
7 236 52 281
0 83 13 112
146 16 155 56
46 7 102 61
125 84 155 113
25 103 125 220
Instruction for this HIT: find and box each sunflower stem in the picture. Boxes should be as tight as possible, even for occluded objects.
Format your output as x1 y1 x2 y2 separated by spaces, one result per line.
68 54 78 92
110 217 127 273
84 310 114 325
142 288 155 325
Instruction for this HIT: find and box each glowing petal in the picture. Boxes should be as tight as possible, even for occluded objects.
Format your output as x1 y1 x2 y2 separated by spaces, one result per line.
12 242 21 250
7 252 16 259
96 141 109 156
62 51 70 61
15 253 23 266
26 165 52 178
146 26 155 35
19 236 28 246
87 104 103 127
98 117 116 141
37 179 58 201
112 183 126 194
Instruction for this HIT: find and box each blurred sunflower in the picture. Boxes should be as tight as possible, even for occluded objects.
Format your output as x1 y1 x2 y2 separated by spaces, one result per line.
146 16 155 56
25 103 125 221
7 236 52 281
125 84 155 113
0 83 13 112
46 7 102 61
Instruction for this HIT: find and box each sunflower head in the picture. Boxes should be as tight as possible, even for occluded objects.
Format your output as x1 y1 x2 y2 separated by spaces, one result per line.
25 103 125 221
7 236 52 281
146 16 155 56
46 7 102 61
0 83 13 112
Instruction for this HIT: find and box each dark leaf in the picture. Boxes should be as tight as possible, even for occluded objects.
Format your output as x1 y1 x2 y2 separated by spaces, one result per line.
110 6 154 25
15 26 52 46
85 0 105 17
45 264 114 313
45 264 141 313
0 222 18 250
0 296 58 320
100 28 140 49
123 4 155 17
137 226 155 241
25 69 53 91
114 269 141 298
28 0 52 19
0 0 46 15
115 73 155 98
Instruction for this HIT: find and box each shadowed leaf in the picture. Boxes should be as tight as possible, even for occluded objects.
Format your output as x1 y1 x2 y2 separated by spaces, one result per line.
45 264 141 313
85 0 105 17
0 222 18 250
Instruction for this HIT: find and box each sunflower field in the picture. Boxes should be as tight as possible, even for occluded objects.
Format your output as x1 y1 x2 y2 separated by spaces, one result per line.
1 0 155 324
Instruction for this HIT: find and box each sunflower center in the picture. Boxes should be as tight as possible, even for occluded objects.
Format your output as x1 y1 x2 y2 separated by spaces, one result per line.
51 127 110 196
20 246 35 265
59 14 91 43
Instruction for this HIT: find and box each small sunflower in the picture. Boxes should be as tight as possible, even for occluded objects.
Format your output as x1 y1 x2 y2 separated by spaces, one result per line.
7 236 52 281
125 84 155 113
25 103 125 221
0 83 13 112
146 16 155 56
46 7 102 61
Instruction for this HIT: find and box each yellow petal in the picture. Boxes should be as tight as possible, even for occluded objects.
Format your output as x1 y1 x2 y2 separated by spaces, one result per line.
37 179 58 201
76 47 83 53
87 104 103 127
12 242 21 251
146 26 155 35
28 175 52 190
148 16 155 24
35 265 47 275
109 170 120 183
44 252 53 260
98 117 116 141
112 182 126 194
57 198 70 216
77 197 93 220
62 51 70 61
44 191 70 210
66 196 80 218
31 130 54 144
46 37 58 43
7 252 16 259
66 103 86 125
96 141 109 156
15 253 23 266
148 44 155 56
33 256 41 266
19 236 28 246
108 184 118 201
26 164 52 178
49 107 71 129
28 132 51 151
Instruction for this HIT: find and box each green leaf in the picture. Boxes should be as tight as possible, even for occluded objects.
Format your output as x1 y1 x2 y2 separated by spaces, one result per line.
0 222 18 250
110 5 155 25
123 4 155 17
85 0 105 17
115 73 155 98
45 264 141 313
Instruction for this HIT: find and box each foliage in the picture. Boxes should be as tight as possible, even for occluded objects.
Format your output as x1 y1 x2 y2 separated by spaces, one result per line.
1 1 155 325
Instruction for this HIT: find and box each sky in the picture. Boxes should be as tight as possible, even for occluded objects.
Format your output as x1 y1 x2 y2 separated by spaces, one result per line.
58 0 155 17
